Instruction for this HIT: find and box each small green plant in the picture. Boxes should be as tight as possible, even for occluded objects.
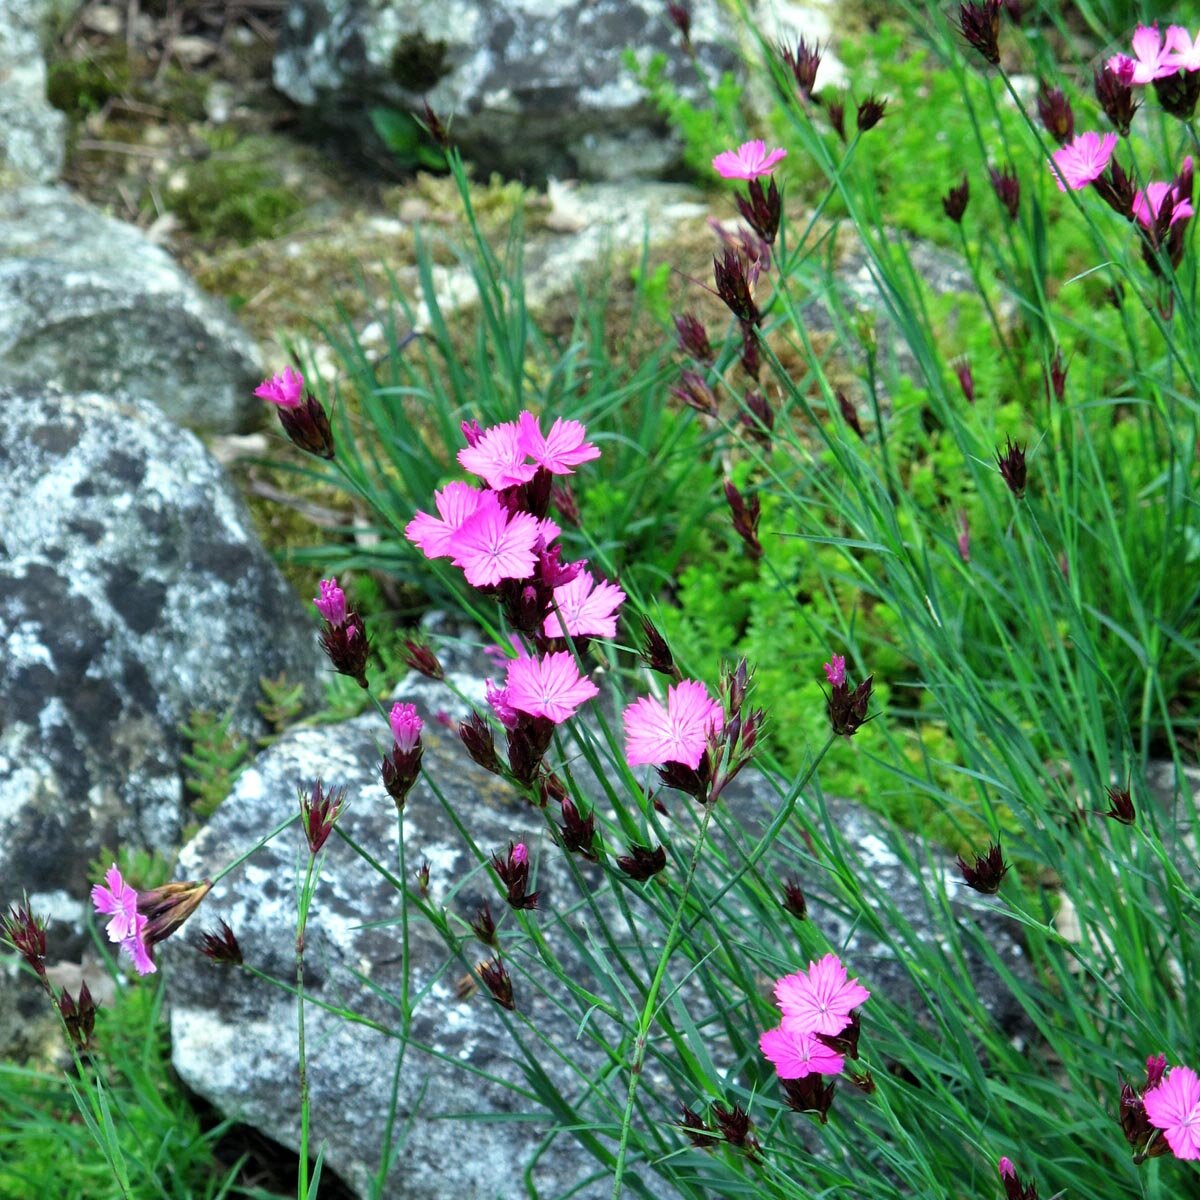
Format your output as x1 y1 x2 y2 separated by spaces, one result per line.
257 673 309 744
179 709 251 819
46 50 131 119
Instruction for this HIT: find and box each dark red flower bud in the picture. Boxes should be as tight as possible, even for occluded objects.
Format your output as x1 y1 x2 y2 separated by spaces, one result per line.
1094 65 1138 136
956 842 1008 894
942 174 970 223
781 1074 837 1122
723 480 762 559
836 389 865 439
616 843 667 881
995 435 1027 498
825 94 846 142
276 393 335 459
460 711 504 776
670 369 718 417
549 482 580 526
666 1 691 50
300 780 346 855
989 165 1020 220
713 250 760 326
815 1011 861 1059
198 919 243 965
415 860 431 896
849 1070 876 1093
1100 783 1135 825
657 756 712 804
678 1103 717 1148
711 1102 760 1154
674 311 714 363
957 1 1002 66
855 95 888 133
1154 70 1200 122
740 391 774 447
1044 348 1068 404
138 879 212 947
477 956 514 1009
319 610 370 688
639 616 678 678
2 900 48 982
506 715 555 788
735 176 782 244
419 101 450 149
954 358 975 404
402 639 443 680
998 1157 1039 1200
781 876 808 919
1091 157 1135 219
782 36 821 101
57 981 97 1050
1036 81 1074 144
471 901 497 946
828 674 873 738
491 841 539 910
558 796 598 861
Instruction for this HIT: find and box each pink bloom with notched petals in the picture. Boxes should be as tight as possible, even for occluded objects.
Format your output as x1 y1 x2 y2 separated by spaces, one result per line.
1049 131 1117 191
502 652 599 724
447 492 542 587
313 578 348 626
486 678 520 728
458 421 540 490
775 953 870 1035
511 842 529 866
759 1025 845 1079
517 411 601 475
544 570 627 639
91 866 155 976
1166 25 1200 72
712 139 788 180
389 702 423 753
1133 181 1195 229
622 679 723 770
823 654 845 687
1144 1065 1200 1159
254 366 305 407
1108 24 1177 84
405 482 485 559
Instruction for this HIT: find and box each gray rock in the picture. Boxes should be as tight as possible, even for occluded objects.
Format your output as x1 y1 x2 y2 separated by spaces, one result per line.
273 0 838 181
0 0 66 182
0 186 263 434
0 389 324 955
165 673 1032 1198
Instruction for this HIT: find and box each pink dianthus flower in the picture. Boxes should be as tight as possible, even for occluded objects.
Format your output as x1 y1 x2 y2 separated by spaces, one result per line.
313 578 348 627
502 652 599 724
254 366 305 407
823 654 846 687
712 140 788 180
759 1025 845 1079
447 492 542 587
774 953 870 1036
1133 180 1195 228
622 680 722 770
389 702 423 753
1144 1064 1200 1159
405 482 486 560
1049 131 1117 191
1166 25 1200 72
1108 24 1177 85
458 421 540 490
91 865 155 976
544 569 627 639
517 411 601 475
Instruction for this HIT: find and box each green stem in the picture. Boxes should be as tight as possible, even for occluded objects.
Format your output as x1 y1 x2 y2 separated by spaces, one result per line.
296 852 317 1200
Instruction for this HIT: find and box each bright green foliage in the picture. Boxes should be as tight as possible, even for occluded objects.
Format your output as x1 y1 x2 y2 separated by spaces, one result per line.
0 985 264 1200
179 709 251 820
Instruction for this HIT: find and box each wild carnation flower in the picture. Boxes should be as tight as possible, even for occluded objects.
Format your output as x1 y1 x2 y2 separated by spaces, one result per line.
313 578 348 627
517 411 601 475
1049 131 1117 191
253 366 304 407
447 492 543 587
623 679 723 770
91 865 155 975
1133 181 1195 228
503 652 599 724
774 953 870 1035
1166 25 1200 72
458 421 540 490
823 654 846 687
712 139 788 180
1109 25 1177 85
759 1025 845 1079
544 569 627 639
485 678 520 729
1144 1064 1200 1159
405 482 485 559
389 702 423 753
